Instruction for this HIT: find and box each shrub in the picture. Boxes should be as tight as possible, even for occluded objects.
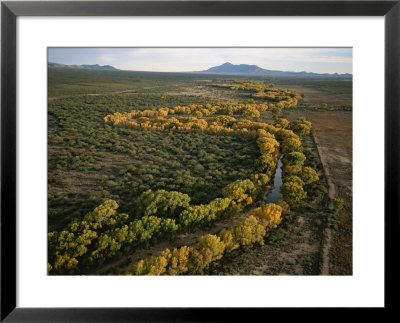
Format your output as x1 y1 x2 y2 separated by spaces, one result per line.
305 183 328 198
277 198 291 214
333 198 344 211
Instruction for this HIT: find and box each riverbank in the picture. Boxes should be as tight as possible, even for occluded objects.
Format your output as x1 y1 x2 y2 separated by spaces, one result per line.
208 132 329 275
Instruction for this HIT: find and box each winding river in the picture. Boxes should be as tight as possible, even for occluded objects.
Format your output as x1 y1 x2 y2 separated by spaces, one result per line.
266 155 284 204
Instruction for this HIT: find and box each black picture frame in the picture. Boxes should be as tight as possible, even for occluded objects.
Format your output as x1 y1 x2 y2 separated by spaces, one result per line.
1 0 399 321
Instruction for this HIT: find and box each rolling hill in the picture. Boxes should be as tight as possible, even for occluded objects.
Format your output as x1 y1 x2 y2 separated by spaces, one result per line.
199 62 351 79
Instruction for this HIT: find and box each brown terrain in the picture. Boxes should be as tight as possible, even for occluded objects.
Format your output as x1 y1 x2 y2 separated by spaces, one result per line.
307 111 352 275
277 83 352 107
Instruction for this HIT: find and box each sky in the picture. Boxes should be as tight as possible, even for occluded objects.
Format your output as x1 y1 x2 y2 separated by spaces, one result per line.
48 47 352 74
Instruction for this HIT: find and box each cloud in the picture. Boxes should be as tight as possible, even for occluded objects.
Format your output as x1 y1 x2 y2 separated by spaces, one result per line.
99 54 117 63
130 48 151 56
48 47 352 74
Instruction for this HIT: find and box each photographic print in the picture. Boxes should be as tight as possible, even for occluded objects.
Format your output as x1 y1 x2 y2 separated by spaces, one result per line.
47 47 352 276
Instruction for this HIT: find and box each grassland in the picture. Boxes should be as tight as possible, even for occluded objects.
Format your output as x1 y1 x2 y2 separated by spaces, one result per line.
307 111 352 275
48 93 259 230
272 78 352 106
48 68 352 275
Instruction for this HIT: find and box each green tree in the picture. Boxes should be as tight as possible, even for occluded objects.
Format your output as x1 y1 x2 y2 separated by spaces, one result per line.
233 215 266 247
300 166 319 185
271 106 282 118
255 155 277 174
290 117 312 137
274 118 290 129
83 199 120 229
162 246 191 275
283 175 304 186
251 173 270 193
136 189 191 218
283 151 306 166
281 137 303 154
222 179 257 205
218 229 239 253
196 234 226 261
280 180 307 207
132 256 168 275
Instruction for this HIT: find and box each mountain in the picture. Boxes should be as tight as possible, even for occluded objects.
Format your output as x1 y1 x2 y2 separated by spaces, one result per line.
48 62 118 70
205 62 266 75
199 62 351 79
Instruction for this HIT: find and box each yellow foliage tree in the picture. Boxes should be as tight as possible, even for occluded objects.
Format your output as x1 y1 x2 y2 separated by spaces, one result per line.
162 246 190 275
196 234 226 261
251 204 283 230
233 215 266 247
218 229 239 253
300 166 319 185
132 256 168 275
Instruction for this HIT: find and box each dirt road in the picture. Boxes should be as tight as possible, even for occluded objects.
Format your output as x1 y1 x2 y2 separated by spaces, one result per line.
307 111 352 275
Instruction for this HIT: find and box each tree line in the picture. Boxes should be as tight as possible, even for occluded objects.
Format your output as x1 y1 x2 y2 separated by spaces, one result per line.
128 203 284 275
49 91 324 275
48 175 274 274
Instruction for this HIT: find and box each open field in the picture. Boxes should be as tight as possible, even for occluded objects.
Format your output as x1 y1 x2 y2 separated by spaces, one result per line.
278 84 351 106
48 95 259 230
48 68 352 275
273 78 352 107
307 111 352 275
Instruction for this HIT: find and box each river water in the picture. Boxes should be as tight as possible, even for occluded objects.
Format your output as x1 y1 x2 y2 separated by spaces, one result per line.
266 155 283 204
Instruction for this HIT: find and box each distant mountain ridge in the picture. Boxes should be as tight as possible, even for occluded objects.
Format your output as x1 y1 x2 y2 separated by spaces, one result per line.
199 62 352 79
48 62 118 70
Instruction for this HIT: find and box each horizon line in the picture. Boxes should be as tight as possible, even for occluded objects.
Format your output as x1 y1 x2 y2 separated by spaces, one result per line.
48 61 353 76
